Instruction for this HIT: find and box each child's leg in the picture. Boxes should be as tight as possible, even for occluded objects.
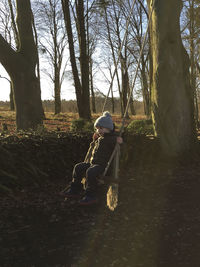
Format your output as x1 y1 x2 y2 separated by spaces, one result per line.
71 162 91 188
65 162 91 197
85 164 104 196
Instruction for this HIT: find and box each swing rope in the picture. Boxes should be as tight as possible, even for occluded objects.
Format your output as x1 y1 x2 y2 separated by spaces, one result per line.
106 0 155 211
101 0 138 114
103 0 155 179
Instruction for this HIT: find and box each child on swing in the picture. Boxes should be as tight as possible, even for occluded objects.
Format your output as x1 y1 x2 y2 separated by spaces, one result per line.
65 111 123 206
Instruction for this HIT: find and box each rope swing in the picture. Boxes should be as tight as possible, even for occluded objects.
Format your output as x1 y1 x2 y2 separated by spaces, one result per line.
105 0 156 211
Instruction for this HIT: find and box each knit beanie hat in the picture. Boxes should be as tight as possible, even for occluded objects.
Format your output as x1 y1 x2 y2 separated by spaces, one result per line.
94 111 114 131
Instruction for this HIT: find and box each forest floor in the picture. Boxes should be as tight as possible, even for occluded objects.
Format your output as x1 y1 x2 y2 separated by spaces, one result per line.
0 111 200 267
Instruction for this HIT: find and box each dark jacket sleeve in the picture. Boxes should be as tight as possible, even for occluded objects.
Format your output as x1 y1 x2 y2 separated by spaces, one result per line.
91 133 117 167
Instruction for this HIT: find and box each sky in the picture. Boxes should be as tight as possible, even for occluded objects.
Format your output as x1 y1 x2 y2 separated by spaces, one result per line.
0 65 11 101
0 64 77 102
0 63 121 103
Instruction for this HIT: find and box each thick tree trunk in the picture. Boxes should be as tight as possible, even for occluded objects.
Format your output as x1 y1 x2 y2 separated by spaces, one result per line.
61 0 83 118
62 0 91 120
12 70 43 129
0 0 43 130
77 0 91 120
149 0 196 155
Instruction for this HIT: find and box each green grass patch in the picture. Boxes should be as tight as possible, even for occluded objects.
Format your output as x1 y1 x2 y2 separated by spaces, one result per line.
70 118 94 133
126 119 154 135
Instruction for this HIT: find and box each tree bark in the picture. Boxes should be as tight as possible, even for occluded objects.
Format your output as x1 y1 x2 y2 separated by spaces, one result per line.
62 0 91 120
9 82 15 111
89 58 96 113
188 0 198 126
141 54 150 116
62 0 83 116
148 0 196 155
0 0 43 130
12 71 43 129
54 68 61 114
120 53 129 118
76 0 91 120
8 0 20 50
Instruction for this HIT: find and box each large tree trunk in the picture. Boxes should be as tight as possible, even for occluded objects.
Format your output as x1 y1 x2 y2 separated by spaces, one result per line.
0 0 43 130
148 0 196 155
12 71 43 129
77 0 91 120
62 0 91 120
61 0 83 117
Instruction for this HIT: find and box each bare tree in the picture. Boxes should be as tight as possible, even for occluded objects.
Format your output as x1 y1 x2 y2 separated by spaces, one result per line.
34 0 68 114
0 0 16 110
97 0 147 116
129 0 150 116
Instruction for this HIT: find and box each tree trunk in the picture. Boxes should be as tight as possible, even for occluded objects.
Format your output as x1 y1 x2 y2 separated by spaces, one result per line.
120 54 129 118
111 83 115 114
62 0 83 117
141 54 150 116
129 93 136 116
8 0 20 50
9 82 15 111
12 70 43 129
0 0 43 130
189 0 198 127
62 0 91 120
148 0 196 155
77 0 91 120
32 7 45 119
196 61 200 125
148 30 153 119
54 70 61 114
90 58 96 113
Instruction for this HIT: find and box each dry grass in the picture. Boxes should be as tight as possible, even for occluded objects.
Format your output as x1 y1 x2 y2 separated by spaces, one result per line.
0 110 147 133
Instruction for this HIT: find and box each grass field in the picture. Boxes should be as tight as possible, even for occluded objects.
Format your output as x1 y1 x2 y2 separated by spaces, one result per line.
0 110 147 133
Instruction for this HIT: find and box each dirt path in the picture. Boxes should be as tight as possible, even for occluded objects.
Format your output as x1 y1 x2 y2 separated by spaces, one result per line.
1 143 200 267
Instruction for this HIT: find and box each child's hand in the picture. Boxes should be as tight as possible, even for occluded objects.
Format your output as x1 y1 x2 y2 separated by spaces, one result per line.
117 136 123 144
93 132 100 141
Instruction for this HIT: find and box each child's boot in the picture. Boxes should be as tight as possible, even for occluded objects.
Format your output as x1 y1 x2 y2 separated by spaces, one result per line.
79 192 98 206
64 183 83 199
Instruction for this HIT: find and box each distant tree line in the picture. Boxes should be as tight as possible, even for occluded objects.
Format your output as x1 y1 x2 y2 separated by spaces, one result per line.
0 97 144 115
